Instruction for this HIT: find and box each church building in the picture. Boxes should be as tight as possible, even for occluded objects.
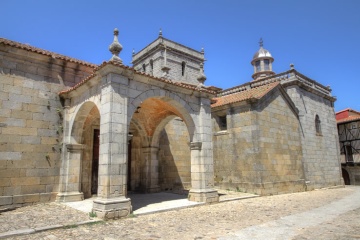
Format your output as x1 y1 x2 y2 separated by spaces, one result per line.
0 29 343 219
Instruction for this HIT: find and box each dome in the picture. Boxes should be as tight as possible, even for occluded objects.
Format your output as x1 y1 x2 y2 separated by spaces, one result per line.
253 47 272 59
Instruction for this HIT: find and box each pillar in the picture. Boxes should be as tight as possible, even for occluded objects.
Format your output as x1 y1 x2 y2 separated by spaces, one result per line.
142 146 160 193
188 97 219 203
56 98 84 202
92 72 132 219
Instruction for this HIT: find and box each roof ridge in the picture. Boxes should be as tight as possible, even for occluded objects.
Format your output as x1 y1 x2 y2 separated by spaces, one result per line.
0 37 97 68
59 61 216 96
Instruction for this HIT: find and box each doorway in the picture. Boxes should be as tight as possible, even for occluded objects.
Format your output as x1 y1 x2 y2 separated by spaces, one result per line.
91 129 100 195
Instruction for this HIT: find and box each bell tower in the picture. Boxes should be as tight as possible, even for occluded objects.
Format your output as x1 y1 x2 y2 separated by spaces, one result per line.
251 38 275 80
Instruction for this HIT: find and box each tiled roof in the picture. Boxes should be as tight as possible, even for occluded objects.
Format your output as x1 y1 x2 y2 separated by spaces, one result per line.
211 82 280 108
59 61 217 95
0 38 97 68
337 115 360 124
336 108 360 116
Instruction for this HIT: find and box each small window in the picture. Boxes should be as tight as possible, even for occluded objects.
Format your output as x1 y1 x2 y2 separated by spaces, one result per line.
219 115 227 131
315 114 321 135
150 60 154 72
264 59 270 71
351 123 357 129
142 63 146 72
255 60 261 72
181 62 186 76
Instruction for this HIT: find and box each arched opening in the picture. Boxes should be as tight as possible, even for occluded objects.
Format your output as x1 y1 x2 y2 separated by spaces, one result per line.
342 168 351 185
70 101 101 199
181 61 186 76
128 96 193 196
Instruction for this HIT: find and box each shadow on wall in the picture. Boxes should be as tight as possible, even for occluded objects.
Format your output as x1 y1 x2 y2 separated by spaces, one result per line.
158 118 191 194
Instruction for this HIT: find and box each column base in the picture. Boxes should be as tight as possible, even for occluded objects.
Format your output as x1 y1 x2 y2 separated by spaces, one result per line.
92 197 132 220
147 185 161 193
55 191 84 202
188 189 219 203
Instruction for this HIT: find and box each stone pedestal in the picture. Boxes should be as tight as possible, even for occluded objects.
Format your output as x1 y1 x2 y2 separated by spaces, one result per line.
188 189 219 203
56 144 84 202
56 191 84 202
92 197 131 220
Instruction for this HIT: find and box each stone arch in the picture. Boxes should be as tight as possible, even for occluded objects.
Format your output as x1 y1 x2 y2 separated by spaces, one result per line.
128 89 196 142
69 100 101 144
342 168 351 185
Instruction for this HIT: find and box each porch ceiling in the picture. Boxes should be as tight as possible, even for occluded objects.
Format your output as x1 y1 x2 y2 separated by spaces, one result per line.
132 98 183 136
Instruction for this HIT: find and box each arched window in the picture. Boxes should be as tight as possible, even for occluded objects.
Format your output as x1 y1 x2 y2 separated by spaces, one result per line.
181 61 186 76
264 59 270 71
255 60 261 72
142 63 146 72
150 59 154 71
315 114 321 135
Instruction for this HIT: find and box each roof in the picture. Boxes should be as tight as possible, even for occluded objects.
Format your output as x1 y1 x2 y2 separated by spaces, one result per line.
337 115 360 124
59 61 217 96
211 81 280 108
253 46 273 60
336 108 360 116
336 108 360 124
0 38 97 68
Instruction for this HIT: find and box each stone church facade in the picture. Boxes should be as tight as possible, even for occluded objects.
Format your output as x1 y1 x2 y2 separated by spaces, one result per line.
0 29 343 219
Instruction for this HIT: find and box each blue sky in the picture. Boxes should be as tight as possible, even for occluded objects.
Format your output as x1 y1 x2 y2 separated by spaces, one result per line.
2 0 359 112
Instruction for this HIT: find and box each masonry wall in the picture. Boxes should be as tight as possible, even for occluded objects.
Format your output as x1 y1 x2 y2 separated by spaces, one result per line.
158 118 191 193
213 89 305 195
0 44 94 207
285 85 343 190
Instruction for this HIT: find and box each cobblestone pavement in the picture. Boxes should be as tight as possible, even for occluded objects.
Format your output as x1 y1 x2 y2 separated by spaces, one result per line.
2 186 359 239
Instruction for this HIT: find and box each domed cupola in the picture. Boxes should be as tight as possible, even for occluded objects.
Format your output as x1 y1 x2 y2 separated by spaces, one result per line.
251 38 275 80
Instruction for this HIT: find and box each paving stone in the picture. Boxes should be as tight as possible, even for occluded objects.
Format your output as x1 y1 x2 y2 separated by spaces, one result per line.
1 187 359 240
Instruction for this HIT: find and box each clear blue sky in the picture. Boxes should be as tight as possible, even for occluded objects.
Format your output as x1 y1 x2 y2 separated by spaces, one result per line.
2 0 359 112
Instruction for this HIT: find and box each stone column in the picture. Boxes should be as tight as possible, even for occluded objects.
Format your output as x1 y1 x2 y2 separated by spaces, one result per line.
189 97 219 203
92 72 132 219
56 99 84 202
142 146 160 193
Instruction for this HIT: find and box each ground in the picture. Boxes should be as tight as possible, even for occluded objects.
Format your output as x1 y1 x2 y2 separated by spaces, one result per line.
1 186 360 239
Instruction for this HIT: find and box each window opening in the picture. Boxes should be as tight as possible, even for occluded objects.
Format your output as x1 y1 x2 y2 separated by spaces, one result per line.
255 60 261 72
142 63 146 72
315 114 322 135
150 59 154 71
181 61 186 76
219 115 227 131
264 59 270 71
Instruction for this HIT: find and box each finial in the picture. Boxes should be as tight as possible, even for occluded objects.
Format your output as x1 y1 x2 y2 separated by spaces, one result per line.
259 38 263 48
159 28 163 37
201 47 204 54
197 62 207 84
132 48 135 56
109 28 123 63
290 63 294 69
